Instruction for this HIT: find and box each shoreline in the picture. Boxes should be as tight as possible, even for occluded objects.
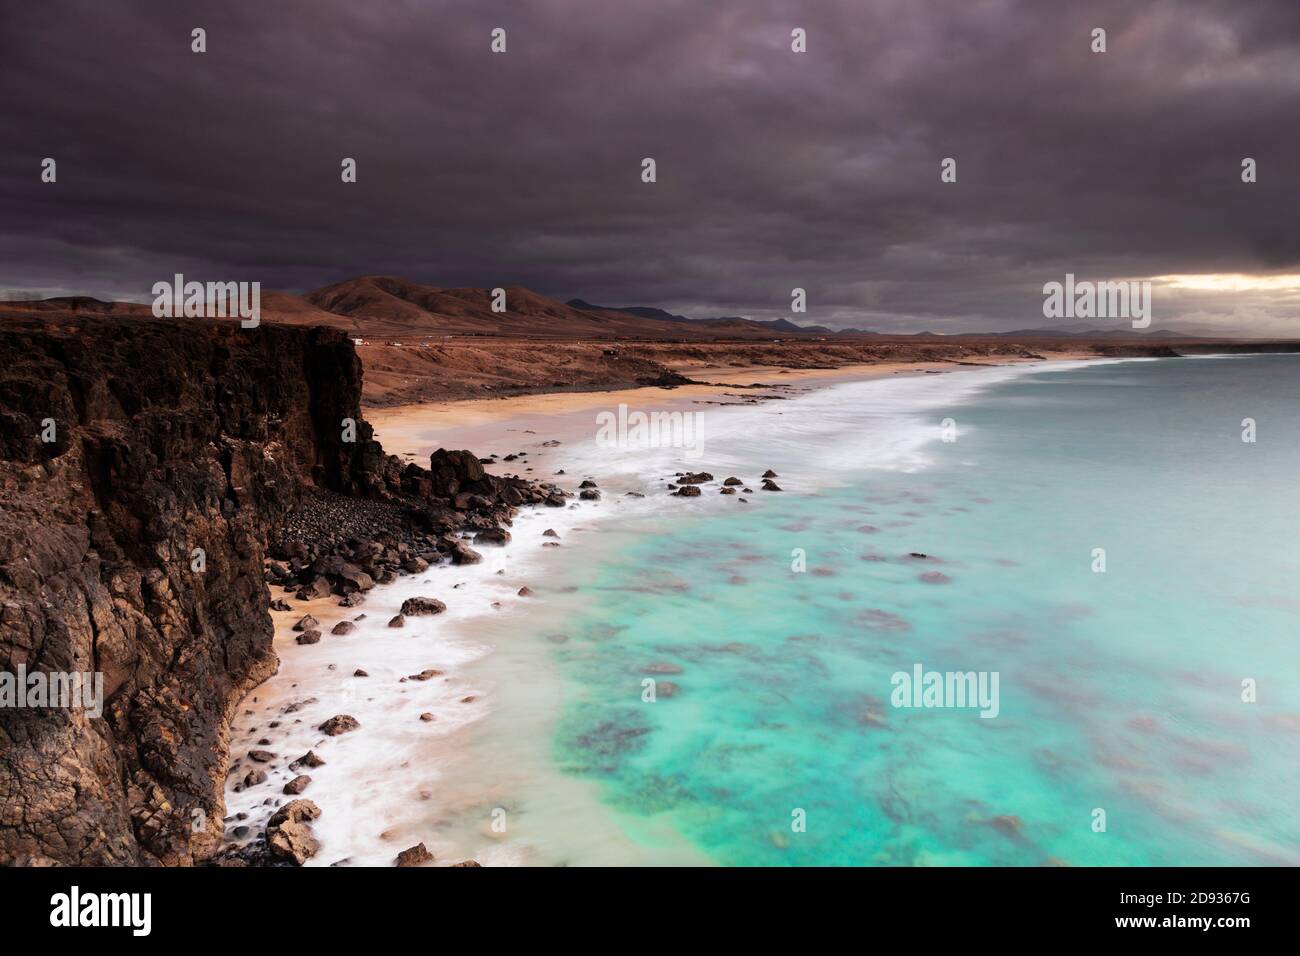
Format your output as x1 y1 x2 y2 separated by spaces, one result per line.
222 352 1126 865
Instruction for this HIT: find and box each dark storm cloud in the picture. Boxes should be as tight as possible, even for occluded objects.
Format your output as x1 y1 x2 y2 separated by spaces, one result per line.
2 0 1299 331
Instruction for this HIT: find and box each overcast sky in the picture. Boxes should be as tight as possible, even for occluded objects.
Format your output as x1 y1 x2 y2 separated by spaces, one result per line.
2 0 1299 332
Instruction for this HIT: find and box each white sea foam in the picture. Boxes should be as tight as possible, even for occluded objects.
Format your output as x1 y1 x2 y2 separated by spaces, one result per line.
224 357 1132 865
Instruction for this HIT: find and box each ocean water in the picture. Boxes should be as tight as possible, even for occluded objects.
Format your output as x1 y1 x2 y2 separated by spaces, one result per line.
458 354 1300 866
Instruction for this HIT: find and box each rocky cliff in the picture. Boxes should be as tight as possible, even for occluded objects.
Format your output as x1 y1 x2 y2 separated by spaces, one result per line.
0 315 542 866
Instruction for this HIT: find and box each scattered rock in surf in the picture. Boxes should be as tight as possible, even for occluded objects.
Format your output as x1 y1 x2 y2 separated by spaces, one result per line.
644 662 684 674
353 669 369 677
419 712 434 722
579 479 598 489
408 668 442 681
452 860 482 867
248 750 276 763
517 586 534 597
720 487 736 495
270 599 293 612
290 751 325 770
296 629 321 645
331 621 355 635
396 843 433 867
544 494 566 507
919 572 952 584
401 597 447 616
654 681 681 698
723 477 743 486
240 769 266 789
283 775 312 795
388 614 405 628
460 695 477 703
293 615 319 632
319 714 360 736
742 487 753 494
338 592 366 608
580 488 601 500
761 479 782 491
474 528 511 546
678 472 713 484
625 491 645 498
762 469 778 478
542 528 559 538
674 485 701 498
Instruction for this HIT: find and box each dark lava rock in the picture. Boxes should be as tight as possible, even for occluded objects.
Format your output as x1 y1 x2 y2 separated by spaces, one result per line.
474 528 511 545
762 469 779 478
289 751 325 771
517 586 534 597
283 775 312 795
542 528 559 538
674 485 702 497
296 630 322 645
331 621 356 635
248 750 276 763
579 489 601 500
761 479 783 491
401 596 446 616
578 479 598 488
396 843 433 867
678 472 713 484
270 599 293 612
723 477 743 486
319 715 360 736
388 614 406 628
293 615 320 632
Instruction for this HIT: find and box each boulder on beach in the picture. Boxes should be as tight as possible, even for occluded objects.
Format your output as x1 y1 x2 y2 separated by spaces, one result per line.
292 615 319 632
761 479 782 491
319 714 360 736
283 775 312 795
241 769 266 788
579 479 598 488
331 621 355 635
674 485 702 497
270 599 293 612
396 843 434 867
474 528 511 546
723 477 743 486
579 489 601 500
266 800 322 867
720 487 736 495
408 668 442 681
295 577 331 601
678 472 713 484
388 614 405 628
452 860 483 867
517 586 534 597
296 629 321 645
762 469 779 478
448 541 482 565
401 596 447 616
248 749 276 763
542 528 559 538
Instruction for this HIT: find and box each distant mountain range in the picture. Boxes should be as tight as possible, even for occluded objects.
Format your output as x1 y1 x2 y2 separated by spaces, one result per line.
0 277 1263 340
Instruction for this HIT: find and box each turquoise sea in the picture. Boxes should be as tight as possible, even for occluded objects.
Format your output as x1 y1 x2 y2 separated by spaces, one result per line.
485 354 1299 866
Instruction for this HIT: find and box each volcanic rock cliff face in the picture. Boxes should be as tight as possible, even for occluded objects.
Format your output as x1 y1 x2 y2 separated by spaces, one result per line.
0 317 398 865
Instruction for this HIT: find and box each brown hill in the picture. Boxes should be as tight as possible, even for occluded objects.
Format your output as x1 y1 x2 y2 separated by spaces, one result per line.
300 276 718 340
